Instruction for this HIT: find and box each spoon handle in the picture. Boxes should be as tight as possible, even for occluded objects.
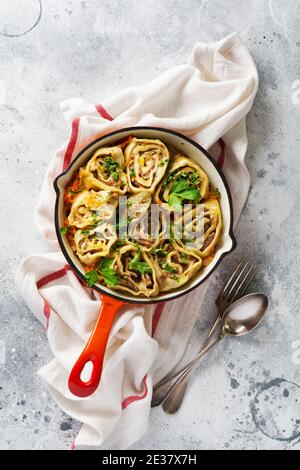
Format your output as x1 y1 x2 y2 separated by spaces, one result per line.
152 316 222 408
162 336 222 414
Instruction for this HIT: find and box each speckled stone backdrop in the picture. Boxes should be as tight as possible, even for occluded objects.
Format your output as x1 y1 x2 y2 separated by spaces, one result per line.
1 0 300 450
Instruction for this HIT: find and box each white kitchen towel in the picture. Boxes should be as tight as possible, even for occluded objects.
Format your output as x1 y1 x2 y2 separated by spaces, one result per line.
15 33 258 449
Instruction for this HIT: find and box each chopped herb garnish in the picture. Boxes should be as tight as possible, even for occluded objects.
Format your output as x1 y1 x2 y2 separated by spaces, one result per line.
162 171 175 187
103 157 119 181
152 248 167 257
215 187 221 197
129 168 136 177
187 171 200 185
99 258 119 286
84 269 99 288
80 229 90 235
162 263 176 274
168 176 201 208
129 249 152 275
180 252 187 261
59 226 68 235
104 156 119 172
84 258 119 288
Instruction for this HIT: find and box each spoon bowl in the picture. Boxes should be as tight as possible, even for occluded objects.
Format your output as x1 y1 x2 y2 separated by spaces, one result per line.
222 293 268 337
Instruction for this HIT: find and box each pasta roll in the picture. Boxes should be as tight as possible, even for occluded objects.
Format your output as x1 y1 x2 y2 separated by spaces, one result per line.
111 244 159 297
125 138 169 193
68 190 118 228
151 239 202 292
154 154 209 207
74 224 117 265
127 194 170 252
80 146 128 194
177 198 222 258
127 191 152 220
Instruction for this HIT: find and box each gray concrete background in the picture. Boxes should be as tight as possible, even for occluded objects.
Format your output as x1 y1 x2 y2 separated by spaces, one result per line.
0 0 300 450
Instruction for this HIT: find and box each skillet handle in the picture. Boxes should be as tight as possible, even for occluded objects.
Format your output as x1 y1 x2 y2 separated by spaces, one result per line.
68 294 124 397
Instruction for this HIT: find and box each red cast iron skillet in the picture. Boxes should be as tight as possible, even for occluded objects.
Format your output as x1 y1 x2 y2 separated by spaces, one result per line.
54 127 236 398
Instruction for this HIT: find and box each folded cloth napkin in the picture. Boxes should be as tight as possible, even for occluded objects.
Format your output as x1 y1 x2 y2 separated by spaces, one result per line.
15 33 258 449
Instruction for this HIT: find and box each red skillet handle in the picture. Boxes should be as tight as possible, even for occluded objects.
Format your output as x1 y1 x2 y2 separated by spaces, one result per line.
68 294 125 397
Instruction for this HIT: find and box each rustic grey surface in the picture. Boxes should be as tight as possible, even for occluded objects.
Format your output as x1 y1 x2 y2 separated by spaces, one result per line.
1 0 300 450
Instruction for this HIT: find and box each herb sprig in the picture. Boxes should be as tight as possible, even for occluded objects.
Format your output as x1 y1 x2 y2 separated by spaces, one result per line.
129 249 152 275
166 172 201 209
84 258 119 288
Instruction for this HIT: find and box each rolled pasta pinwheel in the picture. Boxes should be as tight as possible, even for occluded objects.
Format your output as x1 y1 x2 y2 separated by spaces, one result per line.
125 138 169 193
68 190 118 229
176 198 222 258
74 224 117 265
124 191 168 252
79 146 128 194
154 154 209 208
151 239 202 292
110 244 159 297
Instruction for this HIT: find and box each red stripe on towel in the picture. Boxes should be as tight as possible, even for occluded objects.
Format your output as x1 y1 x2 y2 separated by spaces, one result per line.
121 375 148 409
95 104 113 121
217 138 226 169
152 302 165 336
36 265 71 289
62 118 80 171
43 301 51 329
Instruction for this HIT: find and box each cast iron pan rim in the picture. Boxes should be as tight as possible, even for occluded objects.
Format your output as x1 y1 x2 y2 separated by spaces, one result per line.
54 126 236 304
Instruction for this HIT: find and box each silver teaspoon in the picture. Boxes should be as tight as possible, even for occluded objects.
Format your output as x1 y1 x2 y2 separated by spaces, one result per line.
162 293 268 414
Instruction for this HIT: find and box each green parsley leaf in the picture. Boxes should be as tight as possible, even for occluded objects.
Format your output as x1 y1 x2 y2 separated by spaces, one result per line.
129 250 152 275
130 260 152 274
168 193 182 210
130 168 136 177
84 269 99 288
59 226 68 235
175 188 200 201
168 175 201 208
80 229 90 235
99 258 119 286
171 178 188 194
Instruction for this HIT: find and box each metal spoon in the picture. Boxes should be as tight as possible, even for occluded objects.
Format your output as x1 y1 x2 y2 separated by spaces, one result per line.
161 293 268 414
